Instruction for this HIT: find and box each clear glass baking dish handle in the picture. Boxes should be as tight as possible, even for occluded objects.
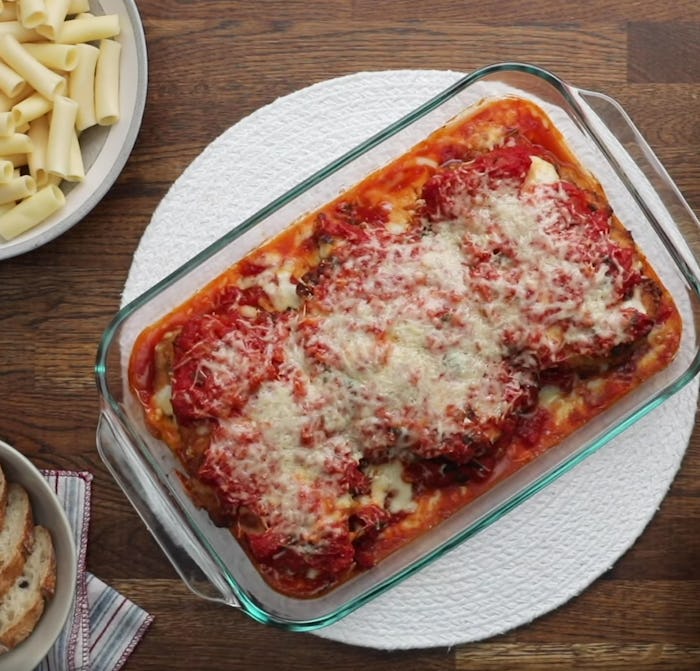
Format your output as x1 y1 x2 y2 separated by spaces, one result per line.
572 86 700 280
96 410 240 608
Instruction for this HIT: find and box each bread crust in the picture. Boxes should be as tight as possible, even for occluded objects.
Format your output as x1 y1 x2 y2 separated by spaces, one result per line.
0 599 45 651
0 466 57 654
0 483 33 595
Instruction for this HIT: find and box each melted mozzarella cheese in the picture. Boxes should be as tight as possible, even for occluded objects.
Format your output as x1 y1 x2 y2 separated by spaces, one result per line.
367 461 417 514
523 155 559 188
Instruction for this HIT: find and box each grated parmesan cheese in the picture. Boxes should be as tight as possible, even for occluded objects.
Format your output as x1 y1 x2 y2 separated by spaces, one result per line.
195 152 648 546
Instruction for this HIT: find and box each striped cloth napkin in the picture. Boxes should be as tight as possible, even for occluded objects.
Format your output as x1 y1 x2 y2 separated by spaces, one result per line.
36 471 153 671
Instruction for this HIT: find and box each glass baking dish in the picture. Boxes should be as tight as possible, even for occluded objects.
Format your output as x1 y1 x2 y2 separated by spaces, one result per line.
95 62 700 630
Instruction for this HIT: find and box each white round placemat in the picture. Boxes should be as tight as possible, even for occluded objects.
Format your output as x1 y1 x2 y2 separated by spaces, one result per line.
122 70 698 649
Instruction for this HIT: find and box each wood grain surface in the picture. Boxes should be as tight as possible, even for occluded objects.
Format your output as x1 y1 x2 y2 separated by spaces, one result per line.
0 1 699 669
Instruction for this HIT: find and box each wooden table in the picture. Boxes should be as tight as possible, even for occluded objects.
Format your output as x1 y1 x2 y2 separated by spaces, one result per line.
1 1 699 669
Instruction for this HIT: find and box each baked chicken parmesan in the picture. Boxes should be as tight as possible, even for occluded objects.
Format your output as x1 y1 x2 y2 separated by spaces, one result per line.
129 97 681 598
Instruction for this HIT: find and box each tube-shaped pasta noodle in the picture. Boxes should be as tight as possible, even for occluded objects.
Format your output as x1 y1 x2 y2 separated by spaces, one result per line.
0 131 30 153
55 14 119 44
0 34 64 99
0 61 23 97
68 42 97 130
45 94 76 178
8 81 32 105
35 0 67 40
26 110 47 185
95 38 120 126
65 125 81 181
0 0 126 241
0 81 31 109
0 110 13 135
18 0 46 29
0 91 12 111
5 153 28 167
0 204 14 223
0 183 64 240
23 42 77 70
0 5 18 23
11 89 49 125
0 159 13 181
66 0 89 13
0 82 34 112
0 20 41 43
0 172 34 202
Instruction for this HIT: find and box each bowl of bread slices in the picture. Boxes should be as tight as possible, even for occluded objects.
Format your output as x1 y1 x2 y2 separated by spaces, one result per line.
0 439 76 670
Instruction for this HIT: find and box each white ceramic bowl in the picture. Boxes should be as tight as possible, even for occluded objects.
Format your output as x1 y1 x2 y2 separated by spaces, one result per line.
0 439 77 670
0 0 148 260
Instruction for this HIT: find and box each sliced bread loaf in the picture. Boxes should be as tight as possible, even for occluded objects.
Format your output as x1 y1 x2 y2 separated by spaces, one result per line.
0 525 56 652
0 483 33 595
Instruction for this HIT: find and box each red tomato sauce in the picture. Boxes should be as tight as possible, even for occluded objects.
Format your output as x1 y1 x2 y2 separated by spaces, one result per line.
129 98 681 598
